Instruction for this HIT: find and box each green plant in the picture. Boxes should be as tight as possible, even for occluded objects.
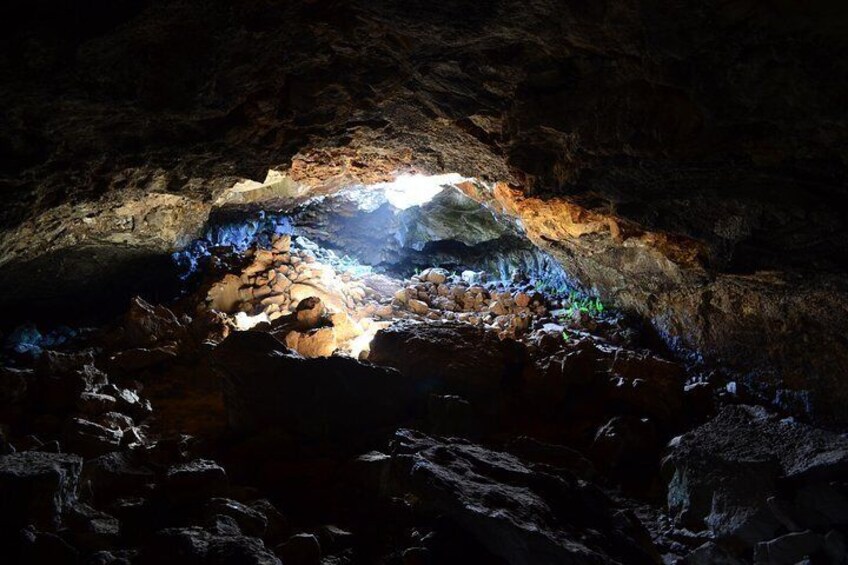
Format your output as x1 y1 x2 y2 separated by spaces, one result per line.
562 330 570 342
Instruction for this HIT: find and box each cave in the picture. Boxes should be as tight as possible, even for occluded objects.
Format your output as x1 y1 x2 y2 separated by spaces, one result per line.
2 1 848 564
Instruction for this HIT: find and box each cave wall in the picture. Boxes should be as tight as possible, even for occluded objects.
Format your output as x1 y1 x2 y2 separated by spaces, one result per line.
1 0 847 422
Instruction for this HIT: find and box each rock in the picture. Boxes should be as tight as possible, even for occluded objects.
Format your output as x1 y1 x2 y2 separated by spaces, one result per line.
407 298 429 315
275 533 321 565
138 527 280 565
284 327 337 358
207 274 243 313
64 418 123 458
376 429 659 565
19 526 80 564
164 459 228 500
664 405 848 546
205 498 268 538
368 321 527 413
65 501 121 551
0 366 29 405
504 436 595 480
124 297 184 348
82 451 156 503
753 530 823 565
0 452 82 530
213 331 415 444
109 346 178 372
77 392 118 416
294 296 325 327
683 542 746 565
272 234 291 253
289 284 345 313
514 292 531 308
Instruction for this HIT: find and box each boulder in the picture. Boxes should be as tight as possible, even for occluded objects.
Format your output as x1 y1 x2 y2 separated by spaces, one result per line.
368 321 528 410
284 327 337 358
124 296 185 348
164 459 228 500
64 418 123 458
81 451 156 503
664 405 848 547
0 452 83 530
374 429 658 565
138 526 280 565
212 331 415 444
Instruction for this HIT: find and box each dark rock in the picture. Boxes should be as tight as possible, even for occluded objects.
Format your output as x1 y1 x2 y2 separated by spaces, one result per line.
77 392 118 416
163 459 227 500
108 347 178 373
206 514 242 536
19 526 79 565
204 498 268 538
426 394 480 439
275 533 321 565
100 384 153 421
213 331 415 444
64 418 123 458
0 452 82 530
591 415 659 486
753 530 823 565
683 541 746 565
65 502 121 552
375 429 659 565
123 297 185 348
368 321 528 410
248 499 289 546
504 436 595 480
138 527 280 565
0 366 29 405
665 405 848 546
82 451 156 503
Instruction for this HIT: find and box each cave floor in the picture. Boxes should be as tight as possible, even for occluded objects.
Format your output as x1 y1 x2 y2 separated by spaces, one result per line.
1 233 847 565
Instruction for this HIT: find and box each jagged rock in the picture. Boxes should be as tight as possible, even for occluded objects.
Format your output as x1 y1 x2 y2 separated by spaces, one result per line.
64 418 123 458
109 346 178 372
164 459 228 500
0 367 29 405
275 533 321 565
138 527 280 565
65 501 121 552
212 331 415 443
368 321 528 410
18 526 80 564
753 530 824 565
204 498 268 538
504 436 596 480
0 452 82 530
683 542 746 565
665 405 848 547
124 297 185 348
375 429 659 565
77 392 118 416
81 451 156 503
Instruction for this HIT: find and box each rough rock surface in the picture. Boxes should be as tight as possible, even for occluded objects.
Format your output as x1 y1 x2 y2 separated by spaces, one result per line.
0 452 83 531
212 331 415 443
665 405 848 551
373 429 659 565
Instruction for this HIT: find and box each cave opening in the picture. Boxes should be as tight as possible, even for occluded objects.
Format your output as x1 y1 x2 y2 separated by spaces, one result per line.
168 172 613 360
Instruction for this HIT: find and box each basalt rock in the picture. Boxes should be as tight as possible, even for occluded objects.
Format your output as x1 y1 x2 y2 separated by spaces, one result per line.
373 429 659 565
212 331 415 444
368 320 528 409
664 405 848 550
0 451 83 531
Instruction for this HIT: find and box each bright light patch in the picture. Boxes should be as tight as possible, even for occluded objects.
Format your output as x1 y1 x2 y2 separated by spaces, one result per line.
378 173 468 210
234 311 269 330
